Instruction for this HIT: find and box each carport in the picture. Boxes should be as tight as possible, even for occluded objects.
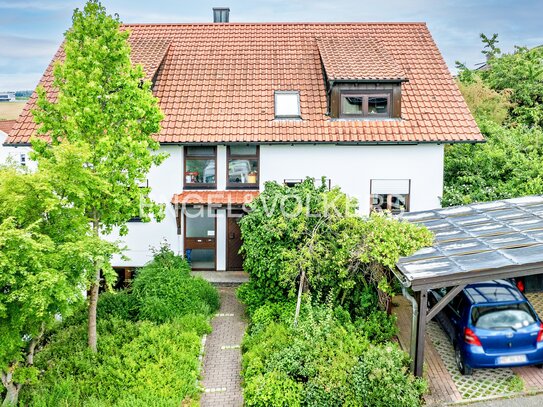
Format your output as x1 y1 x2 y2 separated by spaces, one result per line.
394 196 543 377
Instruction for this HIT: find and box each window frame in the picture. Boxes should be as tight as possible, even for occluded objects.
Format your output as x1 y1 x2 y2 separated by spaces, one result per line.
184 146 217 190
340 90 392 118
274 91 301 119
369 179 411 214
227 145 260 190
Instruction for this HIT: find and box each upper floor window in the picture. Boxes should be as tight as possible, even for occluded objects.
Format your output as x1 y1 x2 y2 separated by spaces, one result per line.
275 91 301 119
370 179 410 214
185 146 216 189
341 92 391 118
228 145 259 189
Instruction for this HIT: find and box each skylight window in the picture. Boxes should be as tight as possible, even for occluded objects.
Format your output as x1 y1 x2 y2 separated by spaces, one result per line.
274 91 301 118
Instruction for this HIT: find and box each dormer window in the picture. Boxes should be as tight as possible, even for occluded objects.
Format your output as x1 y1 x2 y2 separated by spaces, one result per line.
316 36 407 120
341 92 391 118
274 91 301 119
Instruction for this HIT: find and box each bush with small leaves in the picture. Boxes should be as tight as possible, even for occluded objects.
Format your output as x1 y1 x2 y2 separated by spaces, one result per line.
244 371 303 407
132 247 219 323
350 344 427 407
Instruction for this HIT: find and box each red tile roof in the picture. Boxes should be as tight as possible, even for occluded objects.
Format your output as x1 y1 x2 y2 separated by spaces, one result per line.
316 37 406 81
129 38 171 81
171 190 259 205
6 22 483 145
0 120 16 134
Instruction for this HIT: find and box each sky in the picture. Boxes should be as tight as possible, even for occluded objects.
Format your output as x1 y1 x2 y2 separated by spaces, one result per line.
0 0 542 91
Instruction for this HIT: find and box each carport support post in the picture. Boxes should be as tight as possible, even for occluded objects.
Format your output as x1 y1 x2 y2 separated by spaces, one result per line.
413 289 428 377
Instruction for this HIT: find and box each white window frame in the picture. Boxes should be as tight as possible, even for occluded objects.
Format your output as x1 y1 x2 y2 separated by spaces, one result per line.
370 179 411 214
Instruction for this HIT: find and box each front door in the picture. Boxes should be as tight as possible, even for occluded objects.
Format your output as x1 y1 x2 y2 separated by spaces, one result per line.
227 214 244 270
184 207 216 270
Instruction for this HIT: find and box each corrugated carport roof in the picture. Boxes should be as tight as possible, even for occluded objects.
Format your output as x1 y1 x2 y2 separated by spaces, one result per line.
395 196 543 291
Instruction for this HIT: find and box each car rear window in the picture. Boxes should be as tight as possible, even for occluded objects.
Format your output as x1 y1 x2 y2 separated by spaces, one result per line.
471 302 537 330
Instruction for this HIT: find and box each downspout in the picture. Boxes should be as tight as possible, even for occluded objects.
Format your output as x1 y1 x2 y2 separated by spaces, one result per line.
402 286 418 373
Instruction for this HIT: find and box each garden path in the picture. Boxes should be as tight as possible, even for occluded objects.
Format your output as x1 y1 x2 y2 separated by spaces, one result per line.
200 286 247 407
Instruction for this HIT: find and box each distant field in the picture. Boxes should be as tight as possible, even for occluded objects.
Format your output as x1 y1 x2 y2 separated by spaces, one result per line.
0 101 27 120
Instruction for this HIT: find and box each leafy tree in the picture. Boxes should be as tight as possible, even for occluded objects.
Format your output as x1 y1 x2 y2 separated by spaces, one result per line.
456 77 511 125
483 44 543 127
443 121 543 206
445 33 543 206
238 179 432 315
32 0 165 351
0 147 110 405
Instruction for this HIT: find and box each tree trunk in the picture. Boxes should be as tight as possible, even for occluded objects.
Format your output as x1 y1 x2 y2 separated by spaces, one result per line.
294 268 306 327
1 325 44 406
1 371 21 407
88 216 100 352
88 265 100 352
26 324 44 366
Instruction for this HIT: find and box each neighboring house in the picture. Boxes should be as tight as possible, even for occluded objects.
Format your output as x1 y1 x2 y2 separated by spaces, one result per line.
0 92 16 102
0 119 29 166
3 11 483 272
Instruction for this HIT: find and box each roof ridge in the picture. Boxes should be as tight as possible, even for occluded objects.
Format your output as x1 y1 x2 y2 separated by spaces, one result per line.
123 21 427 27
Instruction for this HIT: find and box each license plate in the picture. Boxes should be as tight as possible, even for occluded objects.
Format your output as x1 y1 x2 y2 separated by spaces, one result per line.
497 355 527 364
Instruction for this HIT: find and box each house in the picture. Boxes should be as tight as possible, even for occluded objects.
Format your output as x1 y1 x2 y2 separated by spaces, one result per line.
3 10 483 273
0 92 16 102
0 120 29 166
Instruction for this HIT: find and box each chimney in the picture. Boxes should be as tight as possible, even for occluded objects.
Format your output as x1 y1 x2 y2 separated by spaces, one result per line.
213 7 230 23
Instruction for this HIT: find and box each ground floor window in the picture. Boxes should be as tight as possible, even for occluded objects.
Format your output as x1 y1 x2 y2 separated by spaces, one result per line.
370 179 411 214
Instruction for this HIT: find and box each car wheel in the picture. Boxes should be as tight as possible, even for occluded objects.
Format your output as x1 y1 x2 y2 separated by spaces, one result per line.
455 345 473 375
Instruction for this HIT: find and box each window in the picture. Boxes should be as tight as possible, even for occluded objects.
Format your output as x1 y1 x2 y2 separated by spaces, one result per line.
471 303 537 330
370 179 410 214
228 145 259 188
341 92 391 118
19 153 26 166
275 91 301 118
184 146 216 189
284 179 303 187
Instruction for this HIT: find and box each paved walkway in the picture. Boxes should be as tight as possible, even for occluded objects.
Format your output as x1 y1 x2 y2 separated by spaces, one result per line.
192 271 249 285
200 286 247 407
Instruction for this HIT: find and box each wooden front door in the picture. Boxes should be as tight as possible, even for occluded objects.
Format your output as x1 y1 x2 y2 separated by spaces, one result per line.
227 215 244 271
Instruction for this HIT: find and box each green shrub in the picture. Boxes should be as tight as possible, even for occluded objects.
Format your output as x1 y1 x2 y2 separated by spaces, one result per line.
356 310 399 344
248 300 296 335
244 371 303 407
350 344 427 407
97 290 138 321
21 316 209 406
237 281 271 315
132 247 219 323
242 302 369 404
242 302 424 406
238 180 432 315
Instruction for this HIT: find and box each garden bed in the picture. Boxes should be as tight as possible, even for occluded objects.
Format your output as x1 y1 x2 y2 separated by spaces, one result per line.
16 248 220 406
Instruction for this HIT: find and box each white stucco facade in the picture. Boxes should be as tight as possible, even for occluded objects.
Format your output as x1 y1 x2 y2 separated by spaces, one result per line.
109 142 444 270
0 131 33 169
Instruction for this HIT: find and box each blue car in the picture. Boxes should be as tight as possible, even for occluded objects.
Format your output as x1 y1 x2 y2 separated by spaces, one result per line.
428 280 543 375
